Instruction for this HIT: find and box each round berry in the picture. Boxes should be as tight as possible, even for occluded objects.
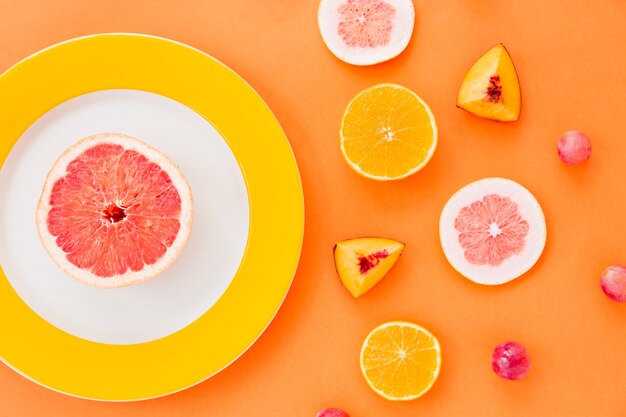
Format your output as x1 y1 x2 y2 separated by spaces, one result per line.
557 130 592 165
316 408 350 417
601 265 626 302
491 341 531 380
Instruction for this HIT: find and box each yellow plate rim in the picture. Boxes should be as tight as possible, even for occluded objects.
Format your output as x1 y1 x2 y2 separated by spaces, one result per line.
0 33 304 401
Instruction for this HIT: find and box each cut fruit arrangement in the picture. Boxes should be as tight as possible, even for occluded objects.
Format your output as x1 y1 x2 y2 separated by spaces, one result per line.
18 2 621 411
316 2 624 410
36 133 193 289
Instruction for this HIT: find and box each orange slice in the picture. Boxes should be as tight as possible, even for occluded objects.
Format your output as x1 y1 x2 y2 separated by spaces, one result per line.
360 321 441 401
340 83 437 180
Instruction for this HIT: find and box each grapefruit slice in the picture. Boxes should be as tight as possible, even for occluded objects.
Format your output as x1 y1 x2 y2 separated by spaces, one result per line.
360 321 441 401
36 133 194 288
456 44 521 122
334 237 405 297
318 0 415 66
439 178 546 285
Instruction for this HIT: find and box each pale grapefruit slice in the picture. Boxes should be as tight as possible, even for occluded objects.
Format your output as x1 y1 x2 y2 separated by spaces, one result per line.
36 133 194 288
439 178 546 285
318 0 415 66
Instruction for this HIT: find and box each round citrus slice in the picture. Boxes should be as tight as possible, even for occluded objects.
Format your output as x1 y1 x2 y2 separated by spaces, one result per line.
439 177 546 285
340 83 437 180
318 0 415 66
360 321 441 401
36 132 194 288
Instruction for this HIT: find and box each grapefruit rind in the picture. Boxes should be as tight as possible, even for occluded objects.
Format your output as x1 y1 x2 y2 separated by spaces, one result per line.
439 177 546 285
360 321 442 401
36 133 194 289
318 0 415 66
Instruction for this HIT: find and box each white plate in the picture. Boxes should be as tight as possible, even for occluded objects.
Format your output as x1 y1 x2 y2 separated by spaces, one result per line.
0 89 250 344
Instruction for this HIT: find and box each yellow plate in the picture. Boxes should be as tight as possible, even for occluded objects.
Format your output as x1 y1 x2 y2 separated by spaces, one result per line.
0 34 304 401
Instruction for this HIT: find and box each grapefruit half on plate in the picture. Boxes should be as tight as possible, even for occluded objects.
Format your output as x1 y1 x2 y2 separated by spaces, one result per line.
36 132 194 288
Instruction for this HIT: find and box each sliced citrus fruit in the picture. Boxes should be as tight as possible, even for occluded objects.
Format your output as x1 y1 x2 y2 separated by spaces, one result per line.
360 321 441 401
36 132 194 288
318 0 415 66
340 83 437 180
439 177 546 285
334 237 405 297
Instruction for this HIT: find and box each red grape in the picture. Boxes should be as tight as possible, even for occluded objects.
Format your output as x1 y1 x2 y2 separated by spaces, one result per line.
557 130 592 165
316 408 350 417
491 342 531 380
601 265 626 302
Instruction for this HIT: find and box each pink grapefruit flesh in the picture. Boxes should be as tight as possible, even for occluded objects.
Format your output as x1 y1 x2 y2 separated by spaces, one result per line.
439 178 546 285
338 0 396 48
455 194 529 267
318 0 415 66
36 133 194 288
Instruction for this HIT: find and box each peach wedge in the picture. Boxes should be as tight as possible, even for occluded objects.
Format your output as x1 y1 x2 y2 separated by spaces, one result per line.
457 44 521 122
333 237 405 298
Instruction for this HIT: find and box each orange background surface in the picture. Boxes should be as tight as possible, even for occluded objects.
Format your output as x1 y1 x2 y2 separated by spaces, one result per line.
1 0 626 416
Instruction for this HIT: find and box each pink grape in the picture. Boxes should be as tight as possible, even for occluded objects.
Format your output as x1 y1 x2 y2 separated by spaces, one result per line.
601 265 626 302
491 342 531 380
557 130 592 165
316 408 350 417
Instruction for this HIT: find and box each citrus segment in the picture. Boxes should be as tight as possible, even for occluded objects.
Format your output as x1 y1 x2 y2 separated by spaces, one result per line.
340 83 437 180
360 321 441 401
36 133 194 288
